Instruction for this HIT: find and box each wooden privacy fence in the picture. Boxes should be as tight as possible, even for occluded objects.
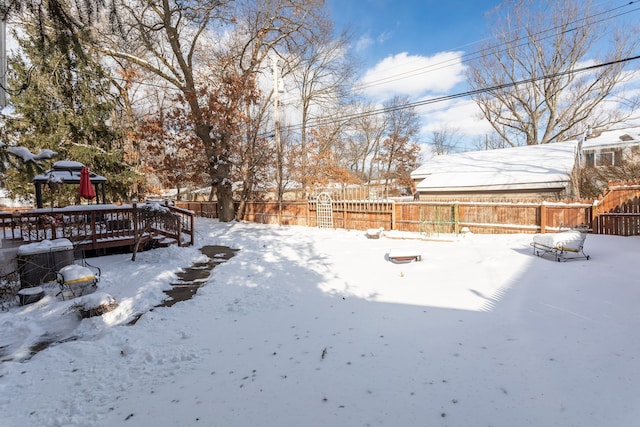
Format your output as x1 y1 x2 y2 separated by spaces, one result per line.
591 182 640 236
176 200 594 234
393 202 593 234
176 181 640 236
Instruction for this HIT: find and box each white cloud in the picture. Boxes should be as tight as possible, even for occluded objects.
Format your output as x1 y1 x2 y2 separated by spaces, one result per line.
355 34 374 52
417 98 493 151
354 51 490 151
357 51 466 99
420 98 488 134
376 31 392 44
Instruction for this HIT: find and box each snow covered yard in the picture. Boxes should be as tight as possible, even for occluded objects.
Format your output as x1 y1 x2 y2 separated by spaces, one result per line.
0 218 639 427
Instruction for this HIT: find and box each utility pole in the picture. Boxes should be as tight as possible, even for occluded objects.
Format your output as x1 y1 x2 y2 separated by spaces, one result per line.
0 0 7 108
272 56 283 223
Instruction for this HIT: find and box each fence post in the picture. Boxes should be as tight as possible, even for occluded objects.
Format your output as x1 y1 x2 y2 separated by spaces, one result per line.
591 201 600 234
391 200 396 230
453 203 460 234
343 201 347 229
306 201 310 227
540 204 547 234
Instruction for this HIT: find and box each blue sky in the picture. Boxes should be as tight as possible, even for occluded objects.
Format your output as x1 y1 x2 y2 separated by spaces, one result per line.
324 0 640 150
326 0 498 68
325 0 502 145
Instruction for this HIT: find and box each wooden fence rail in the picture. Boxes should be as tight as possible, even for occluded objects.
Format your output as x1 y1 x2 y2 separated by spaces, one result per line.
591 182 640 236
6 183 632 244
176 181 640 236
595 213 640 236
176 200 594 234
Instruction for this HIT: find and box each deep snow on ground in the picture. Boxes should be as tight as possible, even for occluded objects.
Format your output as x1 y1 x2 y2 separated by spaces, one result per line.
1 218 639 427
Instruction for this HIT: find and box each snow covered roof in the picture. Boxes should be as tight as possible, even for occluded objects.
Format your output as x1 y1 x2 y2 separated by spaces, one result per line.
580 127 640 151
33 161 107 184
412 127 640 192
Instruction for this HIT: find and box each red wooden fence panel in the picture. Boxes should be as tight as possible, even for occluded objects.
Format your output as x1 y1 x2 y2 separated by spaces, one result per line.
176 200 596 234
592 182 640 236
174 182 640 236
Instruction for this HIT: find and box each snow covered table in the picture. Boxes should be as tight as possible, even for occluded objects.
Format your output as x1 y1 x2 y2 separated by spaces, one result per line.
387 249 422 263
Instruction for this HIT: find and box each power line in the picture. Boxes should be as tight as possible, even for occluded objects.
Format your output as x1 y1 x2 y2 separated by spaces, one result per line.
352 1 640 92
273 54 640 135
4 0 639 137
8 0 636 98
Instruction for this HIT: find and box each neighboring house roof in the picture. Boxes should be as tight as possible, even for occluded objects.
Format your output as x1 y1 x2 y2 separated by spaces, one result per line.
412 127 640 193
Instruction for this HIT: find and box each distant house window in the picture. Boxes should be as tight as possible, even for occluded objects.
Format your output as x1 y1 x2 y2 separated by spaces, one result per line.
615 149 623 165
584 152 595 167
582 149 623 167
598 151 614 166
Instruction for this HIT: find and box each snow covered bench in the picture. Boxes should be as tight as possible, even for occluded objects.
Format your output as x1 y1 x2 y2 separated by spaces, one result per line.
387 249 422 263
530 229 590 262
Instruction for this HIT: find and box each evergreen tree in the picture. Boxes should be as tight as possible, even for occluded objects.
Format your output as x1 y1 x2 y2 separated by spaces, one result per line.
1 19 144 205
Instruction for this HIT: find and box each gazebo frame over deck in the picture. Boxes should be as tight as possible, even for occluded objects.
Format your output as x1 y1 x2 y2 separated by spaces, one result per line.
33 161 107 209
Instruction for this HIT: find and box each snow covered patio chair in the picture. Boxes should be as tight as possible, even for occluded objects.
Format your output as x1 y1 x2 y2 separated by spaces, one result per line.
56 264 100 299
530 229 590 262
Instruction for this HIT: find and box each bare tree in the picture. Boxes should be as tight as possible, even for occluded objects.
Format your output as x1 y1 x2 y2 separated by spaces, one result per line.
96 0 251 221
379 96 422 196
235 95 274 217
472 131 511 151
287 26 356 198
217 0 330 214
468 0 639 146
344 102 387 183
428 124 462 155
17 0 328 221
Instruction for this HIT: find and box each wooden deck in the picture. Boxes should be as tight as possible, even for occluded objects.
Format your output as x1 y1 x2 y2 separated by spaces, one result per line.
1 203 195 255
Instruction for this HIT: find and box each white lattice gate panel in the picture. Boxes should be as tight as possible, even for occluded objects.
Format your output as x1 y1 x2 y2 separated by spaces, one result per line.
315 193 333 229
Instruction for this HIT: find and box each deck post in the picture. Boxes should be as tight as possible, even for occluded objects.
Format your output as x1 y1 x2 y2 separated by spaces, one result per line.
190 212 194 245
91 211 97 247
132 202 138 239
177 215 182 247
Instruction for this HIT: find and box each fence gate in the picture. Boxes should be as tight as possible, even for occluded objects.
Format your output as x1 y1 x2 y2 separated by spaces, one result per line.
315 193 333 228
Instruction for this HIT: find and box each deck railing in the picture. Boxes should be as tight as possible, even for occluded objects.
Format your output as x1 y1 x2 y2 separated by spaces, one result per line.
0 203 194 250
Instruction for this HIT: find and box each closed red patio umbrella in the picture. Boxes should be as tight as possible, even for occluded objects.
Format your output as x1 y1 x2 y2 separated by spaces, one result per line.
79 166 96 200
